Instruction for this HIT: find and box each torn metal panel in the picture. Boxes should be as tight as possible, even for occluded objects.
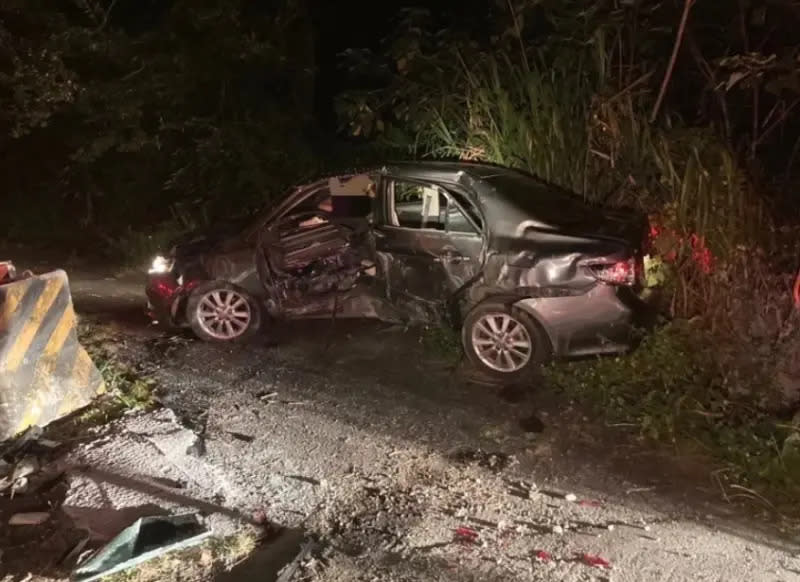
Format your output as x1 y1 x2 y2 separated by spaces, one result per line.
514 285 639 357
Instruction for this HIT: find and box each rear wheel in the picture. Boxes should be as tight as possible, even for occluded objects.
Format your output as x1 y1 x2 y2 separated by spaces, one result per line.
462 301 552 382
186 282 261 342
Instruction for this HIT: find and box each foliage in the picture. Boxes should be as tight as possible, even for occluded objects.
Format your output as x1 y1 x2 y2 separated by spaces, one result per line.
419 323 461 363
334 1 800 508
334 0 799 318
545 315 800 509
105 532 259 582
0 0 321 257
78 322 157 424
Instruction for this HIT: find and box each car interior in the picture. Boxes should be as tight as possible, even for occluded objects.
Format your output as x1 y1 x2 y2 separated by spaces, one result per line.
262 176 376 287
388 180 481 235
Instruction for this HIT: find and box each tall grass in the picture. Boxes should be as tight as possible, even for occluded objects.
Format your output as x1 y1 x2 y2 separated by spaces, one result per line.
418 52 589 194
388 1 800 507
413 47 770 303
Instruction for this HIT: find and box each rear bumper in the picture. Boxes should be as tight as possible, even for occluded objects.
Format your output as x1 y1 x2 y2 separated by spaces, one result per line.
514 284 650 358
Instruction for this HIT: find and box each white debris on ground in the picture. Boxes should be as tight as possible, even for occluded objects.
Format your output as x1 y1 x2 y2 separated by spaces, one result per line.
5 315 793 582
49 395 791 582
88 329 791 582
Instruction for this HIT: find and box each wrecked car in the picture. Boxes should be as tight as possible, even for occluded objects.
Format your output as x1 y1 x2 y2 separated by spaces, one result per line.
146 162 650 380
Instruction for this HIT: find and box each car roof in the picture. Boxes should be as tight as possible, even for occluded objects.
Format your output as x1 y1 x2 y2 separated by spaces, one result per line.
383 160 522 182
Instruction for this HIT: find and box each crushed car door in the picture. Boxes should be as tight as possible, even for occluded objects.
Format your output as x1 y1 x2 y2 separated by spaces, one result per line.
254 174 378 314
374 177 484 314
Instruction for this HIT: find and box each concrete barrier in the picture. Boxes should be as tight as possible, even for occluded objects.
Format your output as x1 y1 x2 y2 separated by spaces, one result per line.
0 270 105 439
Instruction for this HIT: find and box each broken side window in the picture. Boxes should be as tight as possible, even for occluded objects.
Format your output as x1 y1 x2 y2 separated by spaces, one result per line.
388 180 481 235
448 191 483 234
389 180 447 230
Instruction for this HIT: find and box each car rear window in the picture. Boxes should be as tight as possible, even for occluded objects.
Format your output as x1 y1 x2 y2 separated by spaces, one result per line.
484 171 598 225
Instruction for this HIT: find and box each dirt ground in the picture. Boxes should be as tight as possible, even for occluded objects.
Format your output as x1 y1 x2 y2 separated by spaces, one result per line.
2 255 800 581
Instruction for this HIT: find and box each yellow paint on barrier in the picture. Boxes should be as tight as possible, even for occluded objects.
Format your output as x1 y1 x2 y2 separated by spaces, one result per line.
0 271 106 438
4 277 64 370
0 282 27 328
42 308 75 360
72 350 93 389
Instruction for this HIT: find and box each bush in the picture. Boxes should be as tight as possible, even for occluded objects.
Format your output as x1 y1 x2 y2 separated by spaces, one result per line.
546 309 800 508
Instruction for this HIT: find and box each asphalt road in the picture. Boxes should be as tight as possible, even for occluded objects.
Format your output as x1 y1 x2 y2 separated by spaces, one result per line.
9 256 800 581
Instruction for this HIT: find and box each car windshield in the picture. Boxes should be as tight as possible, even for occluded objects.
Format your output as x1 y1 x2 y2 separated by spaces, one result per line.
242 184 323 238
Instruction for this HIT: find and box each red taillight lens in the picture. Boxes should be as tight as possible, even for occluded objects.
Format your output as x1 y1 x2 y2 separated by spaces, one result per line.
586 257 636 286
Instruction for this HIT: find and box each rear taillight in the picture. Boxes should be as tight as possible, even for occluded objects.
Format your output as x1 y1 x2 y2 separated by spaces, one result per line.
585 257 637 286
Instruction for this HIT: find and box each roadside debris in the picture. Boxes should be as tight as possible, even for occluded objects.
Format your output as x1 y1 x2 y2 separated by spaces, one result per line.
59 536 91 567
534 549 552 562
11 456 40 482
0 425 44 459
2 455 45 495
72 513 211 582
453 526 480 545
227 431 256 443
276 539 322 582
9 511 51 525
450 448 513 472
580 553 612 568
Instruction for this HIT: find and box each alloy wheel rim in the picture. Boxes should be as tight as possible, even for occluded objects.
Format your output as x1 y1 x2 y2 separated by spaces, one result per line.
471 312 533 373
196 289 251 340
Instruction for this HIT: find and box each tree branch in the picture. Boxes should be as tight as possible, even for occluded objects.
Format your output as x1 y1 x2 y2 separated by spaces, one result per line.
92 0 119 34
650 0 696 123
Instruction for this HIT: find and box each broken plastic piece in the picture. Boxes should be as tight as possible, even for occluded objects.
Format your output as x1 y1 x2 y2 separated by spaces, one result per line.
580 553 611 568
11 456 39 481
534 550 552 562
9 512 50 525
72 514 210 582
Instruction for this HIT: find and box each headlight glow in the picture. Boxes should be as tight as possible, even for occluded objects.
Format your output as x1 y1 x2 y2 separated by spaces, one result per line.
148 255 173 274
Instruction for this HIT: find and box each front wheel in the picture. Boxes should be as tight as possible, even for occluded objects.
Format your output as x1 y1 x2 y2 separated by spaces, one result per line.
186 282 262 342
461 301 552 382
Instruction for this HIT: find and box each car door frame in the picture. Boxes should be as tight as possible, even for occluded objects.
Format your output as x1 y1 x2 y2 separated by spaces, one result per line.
372 174 487 311
248 173 379 310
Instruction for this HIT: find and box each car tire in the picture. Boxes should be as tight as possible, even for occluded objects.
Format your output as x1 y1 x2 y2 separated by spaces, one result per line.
186 281 262 342
461 301 552 382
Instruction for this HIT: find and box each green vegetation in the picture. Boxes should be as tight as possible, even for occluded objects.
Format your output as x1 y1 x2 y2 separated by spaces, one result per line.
334 1 800 508
78 323 157 425
104 531 259 582
0 0 350 261
546 321 800 510
419 323 462 363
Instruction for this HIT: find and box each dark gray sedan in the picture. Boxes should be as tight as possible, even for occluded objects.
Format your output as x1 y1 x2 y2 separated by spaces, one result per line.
146 162 650 381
